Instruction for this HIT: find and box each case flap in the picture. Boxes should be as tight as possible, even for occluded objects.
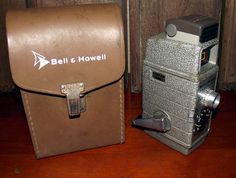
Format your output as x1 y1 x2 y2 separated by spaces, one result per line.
6 4 125 95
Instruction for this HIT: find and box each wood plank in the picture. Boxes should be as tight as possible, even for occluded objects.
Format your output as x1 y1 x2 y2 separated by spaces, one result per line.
129 0 141 93
219 0 236 90
0 0 26 92
130 0 222 93
30 0 123 7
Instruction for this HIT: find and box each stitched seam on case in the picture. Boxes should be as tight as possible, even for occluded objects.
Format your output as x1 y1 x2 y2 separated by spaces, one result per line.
23 93 40 154
119 79 124 143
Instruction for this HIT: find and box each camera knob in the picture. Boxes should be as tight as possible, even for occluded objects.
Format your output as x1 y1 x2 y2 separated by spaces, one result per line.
166 24 177 37
195 108 211 132
198 88 220 109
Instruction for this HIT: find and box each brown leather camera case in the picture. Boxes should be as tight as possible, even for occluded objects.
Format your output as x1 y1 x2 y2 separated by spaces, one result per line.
6 4 125 158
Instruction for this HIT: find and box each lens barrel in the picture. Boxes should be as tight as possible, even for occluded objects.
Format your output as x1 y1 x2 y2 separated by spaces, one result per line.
198 88 220 109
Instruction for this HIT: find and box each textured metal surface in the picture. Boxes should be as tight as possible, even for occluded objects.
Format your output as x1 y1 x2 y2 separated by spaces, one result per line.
145 33 218 77
142 33 219 154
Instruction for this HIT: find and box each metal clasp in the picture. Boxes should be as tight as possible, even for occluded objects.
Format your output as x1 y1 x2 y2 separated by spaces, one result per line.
61 83 86 117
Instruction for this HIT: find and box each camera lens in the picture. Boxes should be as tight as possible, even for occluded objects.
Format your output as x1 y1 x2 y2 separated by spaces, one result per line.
198 88 220 109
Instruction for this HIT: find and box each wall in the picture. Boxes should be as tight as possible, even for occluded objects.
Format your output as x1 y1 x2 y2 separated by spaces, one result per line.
30 0 123 7
219 0 236 90
1 0 236 92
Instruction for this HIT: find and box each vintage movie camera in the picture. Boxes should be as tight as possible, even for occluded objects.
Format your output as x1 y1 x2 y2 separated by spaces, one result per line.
133 15 220 155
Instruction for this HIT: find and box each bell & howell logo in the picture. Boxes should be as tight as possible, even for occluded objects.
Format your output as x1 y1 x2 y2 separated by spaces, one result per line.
32 51 107 70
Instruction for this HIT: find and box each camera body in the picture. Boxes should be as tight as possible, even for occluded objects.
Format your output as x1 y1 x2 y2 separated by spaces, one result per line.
135 15 220 155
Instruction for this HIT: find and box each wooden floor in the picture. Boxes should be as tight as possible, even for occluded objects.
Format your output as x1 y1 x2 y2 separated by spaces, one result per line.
0 90 236 178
